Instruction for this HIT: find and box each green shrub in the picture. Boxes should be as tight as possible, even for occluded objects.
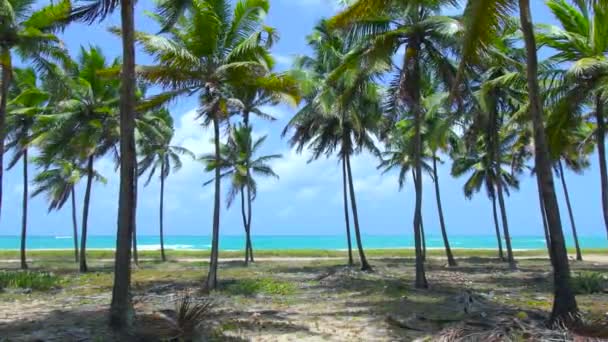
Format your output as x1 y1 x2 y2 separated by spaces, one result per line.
224 278 295 296
0 270 60 291
571 272 607 294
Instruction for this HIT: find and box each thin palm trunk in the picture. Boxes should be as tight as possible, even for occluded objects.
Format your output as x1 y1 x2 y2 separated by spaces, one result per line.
80 155 94 273
345 154 371 271
537 176 552 259
420 215 426 262
205 113 221 290
519 0 578 324
558 160 582 261
20 148 28 270
491 195 505 261
0 50 11 221
342 157 354 266
240 187 249 264
132 163 139 266
496 179 515 268
595 95 608 238
159 161 166 262
110 0 137 330
432 155 456 266
246 181 254 263
71 188 79 263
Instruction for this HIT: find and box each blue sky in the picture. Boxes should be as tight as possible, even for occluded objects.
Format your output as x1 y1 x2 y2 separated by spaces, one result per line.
0 0 605 240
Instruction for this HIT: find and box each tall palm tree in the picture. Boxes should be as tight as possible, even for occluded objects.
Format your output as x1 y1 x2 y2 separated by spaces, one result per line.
139 108 194 262
331 0 461 287
38 46 121 273
538 0 608 239
131 0 276 291
460 0 579 323
284 21 383 271
5 68 49 269
203 125 281 264
31 159 86 263
0 0 70 221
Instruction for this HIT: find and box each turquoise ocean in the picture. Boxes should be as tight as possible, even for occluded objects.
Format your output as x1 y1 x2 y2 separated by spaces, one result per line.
0 235 606 250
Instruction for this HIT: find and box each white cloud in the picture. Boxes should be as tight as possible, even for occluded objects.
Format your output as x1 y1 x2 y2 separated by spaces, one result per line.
273 54 294 67
295 186 322 200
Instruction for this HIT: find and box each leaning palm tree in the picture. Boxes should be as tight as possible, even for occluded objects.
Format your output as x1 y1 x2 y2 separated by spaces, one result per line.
538 0 608 239
130 0 277 291
203 125 281 264
0 0 70 221
5 67 49 269
330 0 461 287
459 0 582 322
31 159 86 263
139 108 194 262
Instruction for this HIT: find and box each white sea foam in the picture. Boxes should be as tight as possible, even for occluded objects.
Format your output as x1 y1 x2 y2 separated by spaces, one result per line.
138 244 195 251
54 236 72 239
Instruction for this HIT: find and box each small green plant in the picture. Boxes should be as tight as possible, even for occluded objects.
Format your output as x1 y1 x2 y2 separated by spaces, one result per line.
571 272 607 294
176 293 214 338
0 270 60 291
224 278 296 296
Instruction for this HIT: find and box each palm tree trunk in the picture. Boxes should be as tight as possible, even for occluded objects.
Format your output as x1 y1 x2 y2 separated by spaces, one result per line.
240 187 249 264
20 148 28 270
132 164 139 267
432 155 456 266
558 160 582 261
110 0 136 330
80 155 94 273
342 157 354 266
537 176 552 259
491 195 505 261
205 113 221 291
420 216 426 262
496 178 515 268
345 154 372 271
519 0 578 324
71 188 79 263
246 180 254 263
159 162 166 262
0 50 12 221
595 95 608 238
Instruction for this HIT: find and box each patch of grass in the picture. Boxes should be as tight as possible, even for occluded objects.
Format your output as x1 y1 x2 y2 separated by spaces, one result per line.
0 270 61 290
223 278 296 296
571 272 607 294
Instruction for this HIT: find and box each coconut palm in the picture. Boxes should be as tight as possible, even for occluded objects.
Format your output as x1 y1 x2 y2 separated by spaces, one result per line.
202 125 281 264
37 46 121 273
0 0 70 221
284 21 384 271
538 0 608 240
5 68 49 269
130 0 277 291
459 0 582 322
138 108 195 262
330 0 461 287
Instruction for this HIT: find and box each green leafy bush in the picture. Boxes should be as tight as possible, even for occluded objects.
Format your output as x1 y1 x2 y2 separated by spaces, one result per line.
224 278 295 296
0 270 60 291
571 272 607 294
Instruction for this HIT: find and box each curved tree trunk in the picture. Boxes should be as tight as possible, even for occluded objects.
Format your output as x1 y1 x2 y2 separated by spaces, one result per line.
159 162 166 262
20 148 28 270
246 179 254 263
110 0 136 330
595 95 608 238
342 157 354 266
519 0 578 324
432 155 456 266
537 176 552 259
240 187 249 264
496 179 515 268
345 154 372 271
420 215 426 262
491 195 505 261
71 188 79 263
132 163 139 267
558 160 582 261
0 51 12 221
205 113 221 291
80 155 94 273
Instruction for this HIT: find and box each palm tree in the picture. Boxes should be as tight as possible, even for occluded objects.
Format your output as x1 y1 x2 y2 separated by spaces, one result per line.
5 68 49 269
131 0 275 291
0 0 70 221
331 0 461 287
31 159 86 263
284 21 383 271
203 125 280 264
139 108 194 262
538 0 608 239
38 46 120 273
459 0 580 322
